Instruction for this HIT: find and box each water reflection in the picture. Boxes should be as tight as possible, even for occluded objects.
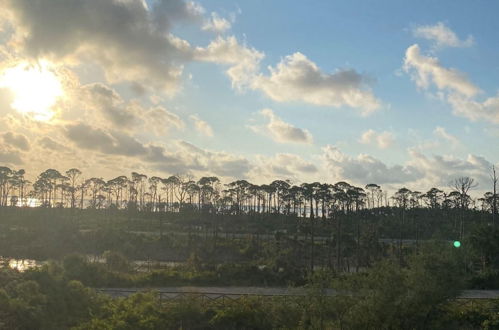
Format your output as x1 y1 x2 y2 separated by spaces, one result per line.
0 258 41 272
0 256 184 273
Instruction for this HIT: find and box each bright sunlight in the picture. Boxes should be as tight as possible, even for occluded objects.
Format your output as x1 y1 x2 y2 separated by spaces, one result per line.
0 62 62 121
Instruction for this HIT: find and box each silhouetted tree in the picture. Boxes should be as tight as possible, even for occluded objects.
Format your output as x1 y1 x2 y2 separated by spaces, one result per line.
452 177 478 240
66 168 81 209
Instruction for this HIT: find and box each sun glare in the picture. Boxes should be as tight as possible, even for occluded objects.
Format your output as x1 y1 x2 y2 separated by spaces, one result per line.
0 62 62 121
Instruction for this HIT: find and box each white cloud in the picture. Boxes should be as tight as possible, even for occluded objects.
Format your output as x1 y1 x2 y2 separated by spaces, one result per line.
63 122 250 179
404 44 480 97
194 36 264 90
146 106 185 135
65 123 149 157
81 83 143 130
359 129 394 149
407 149 493 189
447 93 499 124
195 40 381 114
166 141 251 178
189 114 213 137
321 145 421 185
321 144 496 192
253 52 380 114
202 12 231 33
433 126 460 148
251 109 313 144
252 153 318 183
404 44 499 124
413 22 473 48
76 83 185 135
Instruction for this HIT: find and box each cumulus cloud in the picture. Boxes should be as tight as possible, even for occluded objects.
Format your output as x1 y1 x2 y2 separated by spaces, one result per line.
82 83 142 129
1 0 201 93
173 141 251 178
0 148 23 165
194 36 264 90
38 136 69 152
359 129 394 149
196 41 381 113
413 22 473 48
151 0 204 31
250 109 313 144
404 44 479 97
78 83 184 135
147 106 185 135
447 93 499 124
189 114 213 137
171 142 499 191
202 12 231 33
403 44 499 124
64 122 250 179
253 153 318 183
253 52 380 114
319 144 496 192
321 145 422 185
65 123 146 157
2 131 30 151
407 149 493 188
433 126 460 148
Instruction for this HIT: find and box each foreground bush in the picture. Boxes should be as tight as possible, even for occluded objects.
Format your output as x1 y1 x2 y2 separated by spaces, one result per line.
1 246 498 329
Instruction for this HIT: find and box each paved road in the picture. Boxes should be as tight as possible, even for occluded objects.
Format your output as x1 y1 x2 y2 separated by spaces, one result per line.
129 230 439 245
96 287 499 300
97 286 319 298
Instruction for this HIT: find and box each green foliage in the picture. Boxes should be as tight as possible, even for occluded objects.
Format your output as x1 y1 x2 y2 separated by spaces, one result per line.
103 250 130 272
74 292 170 330
186 251 202 272
209 297 273 329
470 225 499 268
440 299 499 329
0 280 46 329
162 297 210 330
330 245 465 329
0 266 108 329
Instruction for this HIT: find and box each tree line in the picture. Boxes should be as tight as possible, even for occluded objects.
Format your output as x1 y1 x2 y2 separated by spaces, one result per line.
0 165 497 220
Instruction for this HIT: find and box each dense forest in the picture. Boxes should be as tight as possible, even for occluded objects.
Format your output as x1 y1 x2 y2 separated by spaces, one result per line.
1 165 499 329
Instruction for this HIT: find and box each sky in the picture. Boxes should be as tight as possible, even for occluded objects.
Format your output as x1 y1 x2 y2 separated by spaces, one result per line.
0 0 498 193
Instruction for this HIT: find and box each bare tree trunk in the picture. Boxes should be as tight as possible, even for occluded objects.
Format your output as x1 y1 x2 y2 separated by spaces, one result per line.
492 165 497 227
310 198 315 273
399 207 404 266
337 214 342 271
356 215 361 272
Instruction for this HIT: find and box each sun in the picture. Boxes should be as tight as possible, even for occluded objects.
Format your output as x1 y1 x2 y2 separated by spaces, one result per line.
0 62 63 121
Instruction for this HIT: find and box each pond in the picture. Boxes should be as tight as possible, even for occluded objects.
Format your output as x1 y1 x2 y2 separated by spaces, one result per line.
0 257 43 272
0 256 186 273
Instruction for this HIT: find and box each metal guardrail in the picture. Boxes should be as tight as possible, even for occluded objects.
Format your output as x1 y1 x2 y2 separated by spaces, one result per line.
95 287 499 301
95 288 313 306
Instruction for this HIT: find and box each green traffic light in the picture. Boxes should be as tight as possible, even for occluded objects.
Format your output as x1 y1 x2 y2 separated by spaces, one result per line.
453 241 461 248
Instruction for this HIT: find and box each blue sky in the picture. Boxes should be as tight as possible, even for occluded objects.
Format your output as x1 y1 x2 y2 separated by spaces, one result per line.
173 0 499 177
0 0 497 192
